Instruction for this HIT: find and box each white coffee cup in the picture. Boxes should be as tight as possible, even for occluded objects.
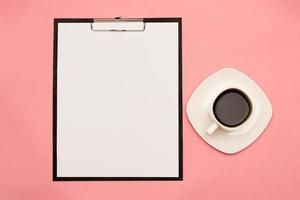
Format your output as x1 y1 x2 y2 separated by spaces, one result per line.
206 87 253 135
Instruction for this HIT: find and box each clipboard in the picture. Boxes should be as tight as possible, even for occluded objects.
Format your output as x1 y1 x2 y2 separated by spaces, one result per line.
53 18 182 181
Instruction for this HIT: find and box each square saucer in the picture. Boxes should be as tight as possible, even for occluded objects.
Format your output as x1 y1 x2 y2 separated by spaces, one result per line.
186 68 272 154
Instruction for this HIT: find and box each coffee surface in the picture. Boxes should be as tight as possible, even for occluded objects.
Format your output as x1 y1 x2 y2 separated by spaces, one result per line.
213 89 251 127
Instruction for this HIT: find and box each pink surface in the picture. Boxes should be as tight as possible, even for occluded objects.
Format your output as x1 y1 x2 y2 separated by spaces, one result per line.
1 0 300 199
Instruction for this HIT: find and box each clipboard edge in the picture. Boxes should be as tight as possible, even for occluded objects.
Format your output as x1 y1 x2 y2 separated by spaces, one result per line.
54 17 182 23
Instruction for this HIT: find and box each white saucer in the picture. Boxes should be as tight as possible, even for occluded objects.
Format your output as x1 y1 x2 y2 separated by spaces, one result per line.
186 68 272 154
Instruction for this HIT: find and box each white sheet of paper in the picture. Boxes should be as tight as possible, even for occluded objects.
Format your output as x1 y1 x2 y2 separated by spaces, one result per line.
56 21 180 178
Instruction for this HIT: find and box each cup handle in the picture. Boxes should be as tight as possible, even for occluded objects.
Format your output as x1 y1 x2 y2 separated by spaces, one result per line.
206 122 219 135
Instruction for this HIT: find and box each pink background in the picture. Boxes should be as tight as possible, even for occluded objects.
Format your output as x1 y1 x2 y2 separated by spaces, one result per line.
1 0 300 199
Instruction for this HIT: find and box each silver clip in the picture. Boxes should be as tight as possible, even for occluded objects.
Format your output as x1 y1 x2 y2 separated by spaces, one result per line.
91 17 145 32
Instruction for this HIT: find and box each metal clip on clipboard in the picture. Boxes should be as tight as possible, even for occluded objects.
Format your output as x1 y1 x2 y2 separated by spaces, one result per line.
91 17 145 32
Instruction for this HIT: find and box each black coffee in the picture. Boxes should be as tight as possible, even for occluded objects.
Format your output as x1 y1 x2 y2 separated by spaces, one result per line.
213 89 251 127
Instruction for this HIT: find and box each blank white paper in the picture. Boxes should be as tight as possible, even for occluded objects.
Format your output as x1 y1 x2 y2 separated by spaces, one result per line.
56 21 180 178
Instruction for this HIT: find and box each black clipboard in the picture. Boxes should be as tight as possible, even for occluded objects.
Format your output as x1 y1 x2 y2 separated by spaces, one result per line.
53 18 182 181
